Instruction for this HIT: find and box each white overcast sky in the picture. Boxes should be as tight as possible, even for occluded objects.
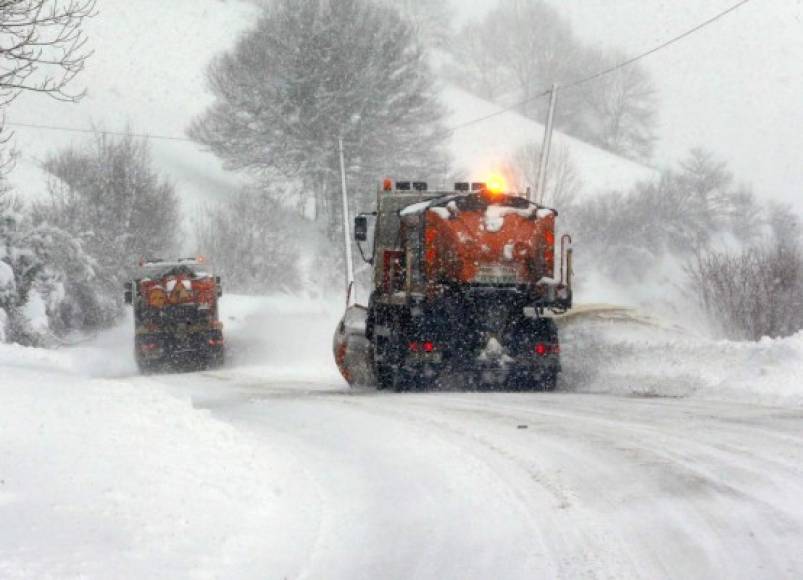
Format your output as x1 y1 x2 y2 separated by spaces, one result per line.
448 0 803 213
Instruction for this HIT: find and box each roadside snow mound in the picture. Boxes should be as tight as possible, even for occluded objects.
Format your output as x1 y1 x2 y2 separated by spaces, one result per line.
558 306 803 406
0 294 346 578
0 348 319 578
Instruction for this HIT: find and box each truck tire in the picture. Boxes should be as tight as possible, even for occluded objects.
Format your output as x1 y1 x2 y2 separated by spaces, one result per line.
136 358 155 375
542 371 558 392
374 362 394 390
392 371 409 393
507 369 557 392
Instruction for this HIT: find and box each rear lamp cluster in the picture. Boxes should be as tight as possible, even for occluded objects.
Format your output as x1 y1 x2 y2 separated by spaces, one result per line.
409 341 436 353
534 343 560 356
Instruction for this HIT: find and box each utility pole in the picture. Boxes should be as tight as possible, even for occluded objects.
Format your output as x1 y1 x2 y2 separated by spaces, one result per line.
535 83 559 205
338 138 355 304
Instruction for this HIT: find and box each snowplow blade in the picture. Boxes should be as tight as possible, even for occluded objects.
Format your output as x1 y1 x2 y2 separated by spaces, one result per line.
332 304 375 387
553 303 672 330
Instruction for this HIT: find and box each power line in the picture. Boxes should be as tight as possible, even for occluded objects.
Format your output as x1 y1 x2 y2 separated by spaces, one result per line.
562 0 753 92
443 89 554 133
4 0 753 143
444 0 753 133
4 120 195 143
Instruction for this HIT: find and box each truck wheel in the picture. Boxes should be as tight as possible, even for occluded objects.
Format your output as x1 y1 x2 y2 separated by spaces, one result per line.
209 349 225 370
390 365 407 392
373 325 402 391
542 371 558 392
137 358 154 375
374 363 394 390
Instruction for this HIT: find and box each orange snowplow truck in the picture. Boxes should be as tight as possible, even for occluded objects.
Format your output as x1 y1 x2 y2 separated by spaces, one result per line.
334 180 573 391
124 258 224 372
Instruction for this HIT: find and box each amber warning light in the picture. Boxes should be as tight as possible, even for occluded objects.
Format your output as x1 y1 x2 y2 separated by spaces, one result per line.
484 173 507 197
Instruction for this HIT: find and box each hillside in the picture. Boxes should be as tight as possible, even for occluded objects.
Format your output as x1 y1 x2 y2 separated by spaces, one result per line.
444 86 657 192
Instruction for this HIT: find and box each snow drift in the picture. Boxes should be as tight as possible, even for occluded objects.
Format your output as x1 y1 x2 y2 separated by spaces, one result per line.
558 306 803 407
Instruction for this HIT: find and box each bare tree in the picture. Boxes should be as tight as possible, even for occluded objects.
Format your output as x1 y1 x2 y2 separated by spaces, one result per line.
448 20 515 102
572 50 658 160
194 188 307 294
0 0 96 106
686 243 803 340
448 0 658 161
470 0 580 120
767 201 801 249
571 149 762 282
34 131 180 292
504 142 582 209
376 0 453 45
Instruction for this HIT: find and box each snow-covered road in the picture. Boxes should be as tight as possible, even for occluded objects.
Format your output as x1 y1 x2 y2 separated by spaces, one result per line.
2 295 802 578
168 372 803 579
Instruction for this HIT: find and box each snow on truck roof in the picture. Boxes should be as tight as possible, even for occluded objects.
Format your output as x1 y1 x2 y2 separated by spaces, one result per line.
399 192 556 220
139 259 213 280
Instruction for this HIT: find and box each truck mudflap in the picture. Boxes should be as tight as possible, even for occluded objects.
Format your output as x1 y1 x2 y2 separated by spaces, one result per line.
333 304 375 386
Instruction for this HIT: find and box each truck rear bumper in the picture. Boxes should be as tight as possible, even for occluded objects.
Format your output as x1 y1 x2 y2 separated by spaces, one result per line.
136 331 224 369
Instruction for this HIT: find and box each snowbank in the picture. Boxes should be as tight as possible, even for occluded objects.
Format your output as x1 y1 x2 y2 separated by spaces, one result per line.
0 362 303 578
0 293 344 578
2 294 801 577
559 307 803 407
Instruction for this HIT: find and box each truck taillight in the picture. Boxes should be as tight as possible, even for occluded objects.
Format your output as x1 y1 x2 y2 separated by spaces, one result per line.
141 343 159 352
208 338 224 347
409 341 436 353
535 343 559 356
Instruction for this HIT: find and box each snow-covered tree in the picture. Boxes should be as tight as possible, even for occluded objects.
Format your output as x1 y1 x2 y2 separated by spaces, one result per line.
1 188 98 343
0 190 27 342
503 143 582 209
25 222 104 334
34 131 180 316
189 0 449 240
